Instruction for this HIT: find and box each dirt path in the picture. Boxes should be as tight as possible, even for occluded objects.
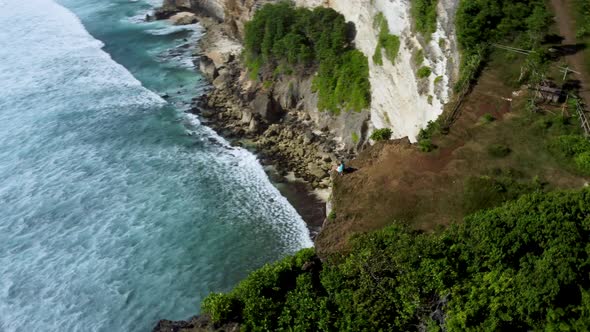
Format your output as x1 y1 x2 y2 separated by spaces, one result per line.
550 0 590 106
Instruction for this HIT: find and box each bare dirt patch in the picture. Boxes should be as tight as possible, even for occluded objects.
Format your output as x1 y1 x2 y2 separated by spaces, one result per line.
316 66 588 255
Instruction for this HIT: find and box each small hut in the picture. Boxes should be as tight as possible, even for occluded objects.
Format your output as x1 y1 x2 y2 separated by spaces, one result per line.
534 82 564 103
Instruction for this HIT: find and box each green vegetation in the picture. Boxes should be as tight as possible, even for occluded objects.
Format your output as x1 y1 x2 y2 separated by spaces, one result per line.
456 0 551 52
482 113 495 123
243 3 370 114
462 171 543 214
417 120 440 152
434 75 443 84
414 49 424 66
203 189 590 331
549 134 590 175
487 143 511 158
410 0 438 37
573 0 590 72
351 132 360 144
373 12 401 66
538 98 590 176
454 0 552 92
328 211 336 220
370 128 393 141
417 66 432 78
573 0 590 38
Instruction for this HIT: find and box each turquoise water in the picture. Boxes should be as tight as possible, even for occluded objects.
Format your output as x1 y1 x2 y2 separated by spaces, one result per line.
0 0 312 331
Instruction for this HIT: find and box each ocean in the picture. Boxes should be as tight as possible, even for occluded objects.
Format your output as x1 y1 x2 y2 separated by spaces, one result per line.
0 0 312 331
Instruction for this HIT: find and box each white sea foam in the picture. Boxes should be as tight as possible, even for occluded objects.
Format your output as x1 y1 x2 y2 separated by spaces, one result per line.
0 0 312 331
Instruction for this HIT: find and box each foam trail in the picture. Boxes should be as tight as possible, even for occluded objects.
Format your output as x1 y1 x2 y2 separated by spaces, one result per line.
0 0 312 331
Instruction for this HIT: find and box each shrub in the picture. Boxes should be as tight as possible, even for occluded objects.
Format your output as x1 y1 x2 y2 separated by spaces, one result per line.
414 49 424 66
549 135 590 158
328 211 336 220
370 128 393 141
201 293 240 323
454 0 551 93
351 132 360 144
201 189 590 331
487 144 511 158
417 120 440 152
372 45 383 65
417 66 432 78
419 138 435 152
202 248 317 329
411 0 438 37
456 0 551 52
573 0 590 39
244 3 371 114
381 35 401 63
373 12 401 65
574 151 590 174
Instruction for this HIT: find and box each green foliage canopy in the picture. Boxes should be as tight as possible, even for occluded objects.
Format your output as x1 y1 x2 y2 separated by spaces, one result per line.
244 3 371 114
411 0 438 37
456 0 551 52
370 128 393 141
202 189 590 331
373 12 401 66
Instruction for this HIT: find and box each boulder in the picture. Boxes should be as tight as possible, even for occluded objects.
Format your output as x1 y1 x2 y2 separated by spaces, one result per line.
212 69 231 89
169 12 198 25
199 56 218 80
308 163 327 180
251 93 280 122
205 50 234 69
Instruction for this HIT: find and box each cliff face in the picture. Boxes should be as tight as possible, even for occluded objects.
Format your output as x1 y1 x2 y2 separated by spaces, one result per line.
295 0 460 141
172 0 460 143
166 0 461 184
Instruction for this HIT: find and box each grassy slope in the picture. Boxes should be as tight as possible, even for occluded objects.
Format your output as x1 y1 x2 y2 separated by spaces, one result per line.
317 43 589 256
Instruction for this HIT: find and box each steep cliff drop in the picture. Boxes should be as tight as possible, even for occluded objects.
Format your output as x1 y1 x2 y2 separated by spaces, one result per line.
296 0 460 141
190 0 460 186
151 1 460 329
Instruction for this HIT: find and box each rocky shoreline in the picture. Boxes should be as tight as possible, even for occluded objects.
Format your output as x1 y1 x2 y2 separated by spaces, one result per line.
190 25 352 191
184 14 342 231
151 3 357 330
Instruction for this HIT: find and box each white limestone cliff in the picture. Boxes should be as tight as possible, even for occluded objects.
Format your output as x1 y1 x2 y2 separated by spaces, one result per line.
295 0 460 141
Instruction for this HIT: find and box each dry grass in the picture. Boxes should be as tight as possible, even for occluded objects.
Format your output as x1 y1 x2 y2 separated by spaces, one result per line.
316 64 589 255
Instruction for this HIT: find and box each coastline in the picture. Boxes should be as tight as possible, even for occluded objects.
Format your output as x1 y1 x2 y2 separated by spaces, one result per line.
184 15 336 236
151 5 339 330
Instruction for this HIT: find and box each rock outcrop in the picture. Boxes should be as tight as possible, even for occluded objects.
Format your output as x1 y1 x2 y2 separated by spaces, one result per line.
169 12 198 25
153 315 239 332
195 48 352 188
160 0 461 142
161 0 226 21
